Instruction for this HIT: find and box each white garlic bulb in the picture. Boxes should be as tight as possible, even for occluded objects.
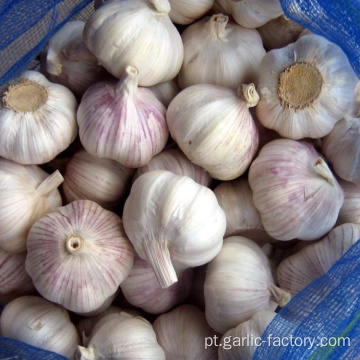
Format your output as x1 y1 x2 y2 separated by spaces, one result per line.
25 199 134 315
0 248 35 303
0 158 63 253
213 177 274 244
337 179 360 226
153 304 219 360
63 150 134 210
248 139 344 241
178 14 266 90
77 66 168 168
84 0 183 86
277 223 360 297
121 253 194 314
204 236 290 334
167 83 259 180
257 15 304 50
43 20 107 97
256 35 357 140
213 0 283 28
76 311 166 359
0 70 78 165
0 295 80 359
123 170 226 288
149 79 180 108
133 147 212 187
321 117 360 185
168 0 214 24
351 80 360 117
218 311 276 360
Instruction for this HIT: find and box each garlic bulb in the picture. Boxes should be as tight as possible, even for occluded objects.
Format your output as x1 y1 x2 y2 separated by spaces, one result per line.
123 170 226 288
248 139 344 241
43 20 107 97
168 0 214 25
213 0 283 28
167 83 259 180
337 179 360 226
213 177 273 244
84 0 184 86
76 311 165 359
0 70 78 165
218 311 276 360
257 15 304 50
25 199 134 315
352 80 360 117
149 79 180 108
0 248 35 303
256 34 357 139
277 223 360 297
204 236 290 334
63 150 134 210
133 147 212 187
188 265 207 311
321 117 360 185
0 295 80 359
77 66 168 168
0 158 63 253
121 253 194 314
178 14 266 90
153 304 219 360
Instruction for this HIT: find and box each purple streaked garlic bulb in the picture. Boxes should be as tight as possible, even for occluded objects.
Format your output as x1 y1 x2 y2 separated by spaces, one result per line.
248 139 344 241
25 199 135 315
77 65 169 168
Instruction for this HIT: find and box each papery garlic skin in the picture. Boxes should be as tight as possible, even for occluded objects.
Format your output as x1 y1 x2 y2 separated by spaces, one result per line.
149 79 180 108
78 66 168 168
168 0 213 24
256 35 357 140
0 249 35 303
133 147 212 187
204 236 290 334
84 0 183 86
43 20 107 97
337 179 360 226
121 253 194 314
25 200 134 315
321 117 360 185
153 305 218 360
248 139 344 241
218 311 276 360
277 223 360 297
76 312 165 360
213 0 283 28
0 295 80 359
179 14 266 90
0 158 63 253
0 70 78 165
63 150 134 210
167 83 259 180
123 170 226 289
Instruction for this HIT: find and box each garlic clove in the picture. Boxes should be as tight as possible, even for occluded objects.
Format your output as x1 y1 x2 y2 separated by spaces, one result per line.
25 199 135 315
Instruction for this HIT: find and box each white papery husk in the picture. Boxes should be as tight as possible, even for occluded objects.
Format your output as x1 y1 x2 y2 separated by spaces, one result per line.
25 199 135 315
204 236 290 334
0 70 78 165
277 223 360 297
83 0 184 86
0 158 63 253
0 295 80 359
256 35 357 140
178 14 266 90
153 304 219 360
76 311 166 360
168 0 214 24
248 138 344 241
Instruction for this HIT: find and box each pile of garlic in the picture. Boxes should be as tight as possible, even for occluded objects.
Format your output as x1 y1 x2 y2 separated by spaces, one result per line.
0 0 359 359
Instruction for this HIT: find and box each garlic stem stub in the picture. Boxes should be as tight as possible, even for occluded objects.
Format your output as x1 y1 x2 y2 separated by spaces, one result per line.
25 199 135 315
123 170 227 289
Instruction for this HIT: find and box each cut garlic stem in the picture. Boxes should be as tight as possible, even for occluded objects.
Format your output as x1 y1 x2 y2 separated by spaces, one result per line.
46 50 62 76
143 240 178 289
314 157 335 184
239 83 260 108
76 346 96 360
269 284 291 307
66 234 84 253
150 0 171 14
115 65 139 97
211 14 229 39
36 170 64 197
